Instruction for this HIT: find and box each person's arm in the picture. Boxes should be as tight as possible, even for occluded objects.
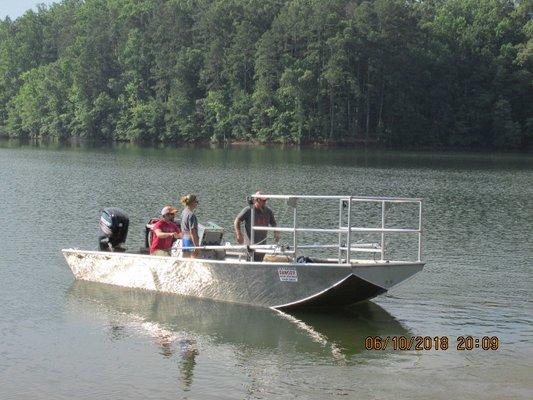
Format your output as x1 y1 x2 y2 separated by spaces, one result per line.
234 208 248 244
153 221 178 239
154 229 178 239
189 214 201 257
234 217 244 244
190 228 199 246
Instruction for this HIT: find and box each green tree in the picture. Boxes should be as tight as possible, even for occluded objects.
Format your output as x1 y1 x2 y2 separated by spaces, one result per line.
0 0 530 149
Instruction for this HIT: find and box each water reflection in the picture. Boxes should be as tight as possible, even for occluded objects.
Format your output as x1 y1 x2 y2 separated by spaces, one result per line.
67 281 408 362
2 137 530 171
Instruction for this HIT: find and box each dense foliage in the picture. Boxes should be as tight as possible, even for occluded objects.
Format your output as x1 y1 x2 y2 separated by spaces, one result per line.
0 0 531 148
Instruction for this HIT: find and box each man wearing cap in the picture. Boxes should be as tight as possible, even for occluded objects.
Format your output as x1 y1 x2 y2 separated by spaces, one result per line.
234 191 280 261
150 205 182 256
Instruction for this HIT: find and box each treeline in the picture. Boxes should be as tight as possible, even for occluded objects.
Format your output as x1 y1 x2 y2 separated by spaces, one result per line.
0 0 531 148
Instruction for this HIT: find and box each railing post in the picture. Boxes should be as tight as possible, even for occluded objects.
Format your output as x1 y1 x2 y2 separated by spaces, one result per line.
293 203 298 260
250 201 255 245
381 201 386 261
346 197 352 264
338 199 343 263
418 201 422 262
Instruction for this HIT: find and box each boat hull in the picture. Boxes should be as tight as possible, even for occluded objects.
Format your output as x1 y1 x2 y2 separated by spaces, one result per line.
62 249 423 309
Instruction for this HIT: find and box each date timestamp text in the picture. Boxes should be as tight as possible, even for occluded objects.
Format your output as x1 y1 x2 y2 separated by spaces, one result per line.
364 336 500 351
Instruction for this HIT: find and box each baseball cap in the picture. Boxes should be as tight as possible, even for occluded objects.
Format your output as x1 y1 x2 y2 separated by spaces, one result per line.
254 191 267 200
161 206 178 215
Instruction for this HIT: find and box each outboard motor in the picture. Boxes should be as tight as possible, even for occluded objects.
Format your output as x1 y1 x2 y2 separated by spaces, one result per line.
99 208 129 252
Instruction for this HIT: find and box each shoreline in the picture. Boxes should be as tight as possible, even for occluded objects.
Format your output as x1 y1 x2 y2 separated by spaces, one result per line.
0 135 531 153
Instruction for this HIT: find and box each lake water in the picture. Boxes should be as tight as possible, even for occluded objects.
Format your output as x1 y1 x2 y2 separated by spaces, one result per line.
0 140 531 399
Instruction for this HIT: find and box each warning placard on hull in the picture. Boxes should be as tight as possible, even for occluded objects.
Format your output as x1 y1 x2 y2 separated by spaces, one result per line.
278 268 298 282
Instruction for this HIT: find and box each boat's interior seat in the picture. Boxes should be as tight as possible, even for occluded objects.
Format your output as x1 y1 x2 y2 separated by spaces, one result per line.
263 254 293 263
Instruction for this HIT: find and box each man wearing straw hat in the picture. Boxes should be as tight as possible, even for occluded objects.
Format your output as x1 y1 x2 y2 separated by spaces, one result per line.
234 191 280 261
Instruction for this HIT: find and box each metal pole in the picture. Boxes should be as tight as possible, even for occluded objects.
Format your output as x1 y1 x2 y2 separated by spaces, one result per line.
381 201 385 261
250 200 255 245
293 203 298 260
254 226 419 233
418 201 422 262
346 197 352 264
257 194 422 202
338 199 343 263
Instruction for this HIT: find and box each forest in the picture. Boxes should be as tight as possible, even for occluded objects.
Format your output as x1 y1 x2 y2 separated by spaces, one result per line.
0 0 531 149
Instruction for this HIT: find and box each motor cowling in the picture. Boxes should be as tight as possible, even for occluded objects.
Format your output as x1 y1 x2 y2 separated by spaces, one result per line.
99 208 129 251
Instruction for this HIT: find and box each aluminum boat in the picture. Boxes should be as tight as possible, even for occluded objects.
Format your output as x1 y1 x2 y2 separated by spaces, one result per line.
62 194 424 310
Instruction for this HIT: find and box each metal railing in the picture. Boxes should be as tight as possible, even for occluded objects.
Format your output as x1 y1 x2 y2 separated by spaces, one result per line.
250 194 423 263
